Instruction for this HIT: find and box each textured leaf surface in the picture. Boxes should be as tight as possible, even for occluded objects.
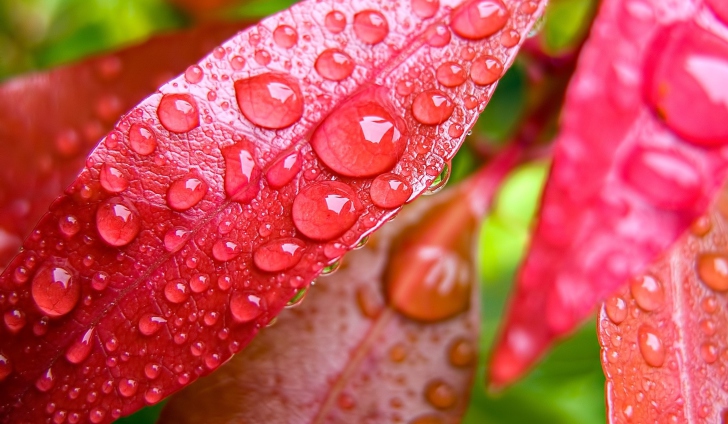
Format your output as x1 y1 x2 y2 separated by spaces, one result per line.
598 189 728 423
0 0 544 422
490 0 728 385
0 22 245 269
158 150 519 424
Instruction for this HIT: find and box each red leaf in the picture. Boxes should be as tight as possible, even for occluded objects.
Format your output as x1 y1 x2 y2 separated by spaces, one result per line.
598 190 728 423
0 22 245 269
0 1 543 422
490 0 728 385
158 148 518 424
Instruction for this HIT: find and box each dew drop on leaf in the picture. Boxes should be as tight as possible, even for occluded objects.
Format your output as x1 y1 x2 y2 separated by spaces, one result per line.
229 293 263 323
424 162 451 195
184 65 204 84
411 0 440 18
128 123 158 156
286 287 308 307
234 73 303 129
426 24 451 47
222 142 261 203
157 93 200 133
696 252 728 292
470 55 503 85
0 354 11 381
412 89 454 125
64 328 95 364
166 175 208 211
118 379 138 397
292 181 362 241
370 173 413 209
4 309 26 334
265 151 301 189
35 368 55 392
324 10 346 34
273 25 298 49
448 338 476 367
32 264 79 318
314 49 355 81
629 274 664 311
353 10 389 44
164 227 191 253
164 280 190 304
145 363 161 380
189 274 209 293
700 342 719 364
605 295 628 324
96 199 141 247
58 215 81 238
500 28 521 47
253 238 305 272
637 325 665 367
138 314 166 336
212 240 242 262
450 0 509 40
436 62 467 87
99 164 128 193
145 387 163 405
425 380 457 409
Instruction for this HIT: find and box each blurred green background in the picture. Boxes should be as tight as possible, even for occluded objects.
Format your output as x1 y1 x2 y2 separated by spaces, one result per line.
0 0 602 422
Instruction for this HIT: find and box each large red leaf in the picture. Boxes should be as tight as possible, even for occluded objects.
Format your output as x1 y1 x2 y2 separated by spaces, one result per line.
0 22 245 269
598 189 728 423
0 1 544 422
490 0 728 385
158 149 519 424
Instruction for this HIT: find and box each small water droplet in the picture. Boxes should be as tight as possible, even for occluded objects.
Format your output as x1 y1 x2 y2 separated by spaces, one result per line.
638 325 665 367
412 0 440 18
286 287 308 307
389 344 407 362
353 10 389 44
65 328 94 364
230 292 263 323
266 151 301 188
450 0 509 40
118 378 138 397
605 296 628 324
315 49 355 81
144 387 163 405
0 353 12 381
212 240 242 262
184 65 203 84
470 55 503 85
630 274 664 311
234 73 303 129
325 10 347 33
370 173 412 209
167 175 207 211
436 62 466 87
500 28 521 47
321 259 341 275
32 264 79 318
254 50 271 66
96 199 141 247
701 342 719 363
425 380 457 409
128 124 157 156
139 314 166 336
99 164 128 193
449 338 476 367
164 227 191 253
273 25 298 48
165 279 190 304
412 89 454 125
157 93 200 133
189 274 209 293
145 363 161 380
697 253 728 292
292 181 362 240
424 162 451 195
4 309 26 333
425 24 451 47
36 368 55 392
691 215 712 237
337 392 356 410
58 215 81 239
222 142 261 203
253 238 305 272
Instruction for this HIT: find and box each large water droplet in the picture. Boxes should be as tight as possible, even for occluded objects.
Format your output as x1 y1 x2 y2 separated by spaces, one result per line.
128 124 157 156
436 62 467 87
638 325 665 367
449 338 476 367
212 240 242 262
230 292 263 323
167 175 208 211
412 89 454 125
253 238 305 272
4 309 26 333
353 10 389 44
630 274 664 311
164 279 190 304
315 49 355 81
139 314 166 336
96 199 141 247
325 10 346 33
234 73 303 129
644 23 728 147
450 0 509 40
697 253 728 292
118 379 138 397
273 25 298 49
222 142 261 203
266 151 301 189
623 147 702 210
32 264 79 318
157 93 200 133
425 380 457 409
65 328 94 364
412 0 440 18
36 368 55 392
99 164 128 193
164 227 191 253
370 173 413 209
311 93 408 177
0 353 11 381
605 296 628 324
470 55 503 85
292 181 362 241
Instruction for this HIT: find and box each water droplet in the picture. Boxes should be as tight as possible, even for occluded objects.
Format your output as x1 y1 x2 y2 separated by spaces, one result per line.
128 124 157 156
412 89 454 125
370 174 413 209
425 380 457 409
449 338 476 367
167 175 207 211
266 151 301 188
185 65 203 84
638 325 665 367
315 49 355 81
273 25 298 48
311 93 408 177
144 387 163 405
337 392 356 410
436 62 466 87
412 0 440 18
254 50 271 66
286 287 308 307
353 10 389 44
701 342 719 363
118 378 138 397
500 28 521 47
96 199 141 247
389 344 407 362
321 259 341 275
157 93 200 133
470 55 503 85
32 264 79 318
165 279 190 304
605 296 628 324
325 10 346 33
212 240 242 262
234 73 303 129
426 24 451 47
644 23 728 147
450 0 509 40
253 238 305 272
292 181 362 240
58 215 81 238
139 314 166 336
218 275 232 291
36 368 55 392
386 245 470 322
64 328 95 364
0 353 11 381
99 164 128 193
230 292 263 323
222 142 261 203
4 309 26 333
697 253 728 292
424 162 451 195
164 227 191 253
691 215 712 237
187 274 208 294
623 147 702 210
630 274 664 311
